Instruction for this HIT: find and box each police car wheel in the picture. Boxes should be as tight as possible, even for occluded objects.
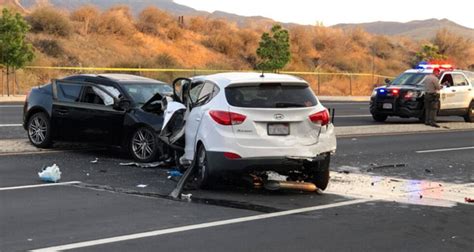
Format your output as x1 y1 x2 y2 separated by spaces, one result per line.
372 113 387 122
464 101 474 123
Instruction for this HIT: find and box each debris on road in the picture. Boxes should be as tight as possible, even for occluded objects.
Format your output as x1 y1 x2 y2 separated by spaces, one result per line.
38 164 61 182
425 168 432 173
465 197 474 203
167 169 183 180
119 161 165 168
136 184 148 188
181 193 192 201
90 158 99 164
367 163 406 171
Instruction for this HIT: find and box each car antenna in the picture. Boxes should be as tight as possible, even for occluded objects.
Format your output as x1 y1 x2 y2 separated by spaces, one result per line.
260 70 265 78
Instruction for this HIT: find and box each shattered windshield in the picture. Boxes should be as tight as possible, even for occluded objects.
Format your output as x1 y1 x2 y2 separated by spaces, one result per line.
390 73 428 86
122 83 173 105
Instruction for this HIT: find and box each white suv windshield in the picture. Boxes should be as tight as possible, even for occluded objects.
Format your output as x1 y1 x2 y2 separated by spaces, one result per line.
391 73 429 86
225 83 318 108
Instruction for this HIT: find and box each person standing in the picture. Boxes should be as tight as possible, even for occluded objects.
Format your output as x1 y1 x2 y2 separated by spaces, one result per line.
423 68 442 127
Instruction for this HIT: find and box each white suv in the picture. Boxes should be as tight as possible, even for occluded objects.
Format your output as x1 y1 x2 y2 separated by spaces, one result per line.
160 72 337 190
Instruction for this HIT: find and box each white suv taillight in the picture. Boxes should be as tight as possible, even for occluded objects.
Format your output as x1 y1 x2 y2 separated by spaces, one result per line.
209 110 246 125
309 109 330 126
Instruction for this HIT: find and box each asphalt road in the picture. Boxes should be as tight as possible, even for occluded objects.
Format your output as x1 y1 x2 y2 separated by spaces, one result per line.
1 129 473 251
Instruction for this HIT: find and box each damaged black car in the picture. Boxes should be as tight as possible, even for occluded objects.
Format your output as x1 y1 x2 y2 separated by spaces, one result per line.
23 74 172 162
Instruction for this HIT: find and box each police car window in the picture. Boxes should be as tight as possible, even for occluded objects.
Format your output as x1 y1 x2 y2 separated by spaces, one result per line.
391 73 427 86
452 74 468 86
56 82 82 102
441 74 454 87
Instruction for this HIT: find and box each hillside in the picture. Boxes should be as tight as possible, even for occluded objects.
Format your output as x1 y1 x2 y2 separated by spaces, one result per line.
0 0 27 13
334 19 474 40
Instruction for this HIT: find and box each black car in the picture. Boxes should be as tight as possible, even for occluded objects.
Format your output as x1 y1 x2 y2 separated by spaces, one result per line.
23 74 173 162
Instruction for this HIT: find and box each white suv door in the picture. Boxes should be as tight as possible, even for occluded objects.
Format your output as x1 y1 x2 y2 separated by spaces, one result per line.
439 73 456 110
184 82 216 160
451 73 471 109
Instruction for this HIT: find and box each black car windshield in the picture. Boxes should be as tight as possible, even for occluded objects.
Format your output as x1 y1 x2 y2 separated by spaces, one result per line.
225 83 318 108
122 83 172 105
390 73 428 86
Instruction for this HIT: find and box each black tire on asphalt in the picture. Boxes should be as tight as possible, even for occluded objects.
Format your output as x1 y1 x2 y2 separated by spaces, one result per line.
464 101 474 123
129 126 160 163
194 144 215 189
27 112 52 148
372 113 388 122
307 155 331 191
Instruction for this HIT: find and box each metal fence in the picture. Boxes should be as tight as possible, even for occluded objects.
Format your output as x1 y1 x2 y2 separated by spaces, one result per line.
0 66 394 97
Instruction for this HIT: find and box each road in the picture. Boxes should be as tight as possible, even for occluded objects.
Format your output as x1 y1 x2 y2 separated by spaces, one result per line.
1 119 473 252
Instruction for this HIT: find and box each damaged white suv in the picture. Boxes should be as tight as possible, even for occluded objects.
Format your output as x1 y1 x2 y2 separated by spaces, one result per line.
160 73 337 190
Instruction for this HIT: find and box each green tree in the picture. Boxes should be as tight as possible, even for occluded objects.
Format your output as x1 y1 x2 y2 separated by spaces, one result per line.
256 24 291 72
0 8 34 96
413 43 447 66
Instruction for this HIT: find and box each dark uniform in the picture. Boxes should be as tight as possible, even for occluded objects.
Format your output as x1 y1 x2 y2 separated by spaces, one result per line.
423 71 441 127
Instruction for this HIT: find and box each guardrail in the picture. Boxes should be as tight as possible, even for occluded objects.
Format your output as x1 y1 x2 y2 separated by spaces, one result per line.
1 66 395 96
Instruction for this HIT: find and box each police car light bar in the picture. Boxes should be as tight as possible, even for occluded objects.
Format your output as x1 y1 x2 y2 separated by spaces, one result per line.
416 61 453 70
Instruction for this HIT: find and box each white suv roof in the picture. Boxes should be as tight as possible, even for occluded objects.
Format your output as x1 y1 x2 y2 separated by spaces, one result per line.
192 72 307 88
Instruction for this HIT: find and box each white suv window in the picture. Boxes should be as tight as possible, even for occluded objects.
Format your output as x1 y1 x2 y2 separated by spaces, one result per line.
452 74 468 86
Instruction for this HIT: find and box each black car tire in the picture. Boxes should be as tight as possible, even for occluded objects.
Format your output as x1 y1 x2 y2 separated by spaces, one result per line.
372 113 388 122
27 112 52 148
129 126 160 163
194 144 215 189
307 155 331 190
464 101 473 123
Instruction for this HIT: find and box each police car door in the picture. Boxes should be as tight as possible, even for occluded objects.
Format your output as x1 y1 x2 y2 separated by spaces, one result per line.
439 73 455 110
451 73 471 109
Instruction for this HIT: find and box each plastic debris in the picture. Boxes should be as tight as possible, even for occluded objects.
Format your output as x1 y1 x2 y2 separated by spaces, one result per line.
136 184 148 188
465 197 474 203
167 169 183 180
181 193 192 200
90 158 99 164
367 163 406 171
38 164 61 182
119 161 165 168
424 168 432 173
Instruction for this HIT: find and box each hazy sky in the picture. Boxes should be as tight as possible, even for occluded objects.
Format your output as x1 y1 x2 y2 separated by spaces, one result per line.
175 0 474 28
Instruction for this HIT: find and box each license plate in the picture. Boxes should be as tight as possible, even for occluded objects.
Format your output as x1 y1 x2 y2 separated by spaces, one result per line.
268 123 289 136
383 103 393 109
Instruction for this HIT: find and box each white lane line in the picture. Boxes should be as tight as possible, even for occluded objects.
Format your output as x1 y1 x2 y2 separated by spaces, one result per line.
0 181 81 191
416 146 474 154
0 124 22 127
0 105 23 108
30 198 371 252
336 114 372 118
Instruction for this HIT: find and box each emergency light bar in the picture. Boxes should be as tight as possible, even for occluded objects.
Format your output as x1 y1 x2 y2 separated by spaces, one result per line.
416 61 453 70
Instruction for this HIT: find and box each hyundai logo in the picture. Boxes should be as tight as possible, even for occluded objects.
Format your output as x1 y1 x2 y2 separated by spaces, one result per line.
274 114 284 120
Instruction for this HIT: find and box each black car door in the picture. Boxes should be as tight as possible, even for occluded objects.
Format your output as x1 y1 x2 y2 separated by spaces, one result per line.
51 80 84 141
52 80 126 145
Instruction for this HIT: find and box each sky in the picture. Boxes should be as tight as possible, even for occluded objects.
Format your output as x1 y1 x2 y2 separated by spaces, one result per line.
175 0 474 29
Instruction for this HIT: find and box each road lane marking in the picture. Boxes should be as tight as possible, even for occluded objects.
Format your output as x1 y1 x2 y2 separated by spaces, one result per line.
0 124 22 127
335 114 372 118
0 105 23 108
30 198 371 252
416 146 474 153
0 181 81 191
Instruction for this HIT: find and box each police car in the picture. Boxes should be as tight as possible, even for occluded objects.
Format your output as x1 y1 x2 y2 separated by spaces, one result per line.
370 62 474 123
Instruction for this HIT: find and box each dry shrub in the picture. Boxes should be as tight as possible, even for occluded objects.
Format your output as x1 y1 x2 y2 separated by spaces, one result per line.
136 6 174 36
95 5 136 36
70 5 100 35
27 7 73 37
33 39 64 58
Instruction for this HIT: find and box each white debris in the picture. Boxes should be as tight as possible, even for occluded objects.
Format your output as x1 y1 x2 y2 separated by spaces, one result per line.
181 193 192 200
90 158 99 164
136 184 148 188
266 171 288 181
38 164 61 183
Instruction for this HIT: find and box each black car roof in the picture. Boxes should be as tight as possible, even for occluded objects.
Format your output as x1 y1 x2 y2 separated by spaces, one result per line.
68 74 167 84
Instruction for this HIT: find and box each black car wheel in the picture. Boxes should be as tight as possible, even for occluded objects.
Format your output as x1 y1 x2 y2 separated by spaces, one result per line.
27 112 52 148
464 101 473 123
372 113 388 122
306 154 330 190
194 144 214 189
129 126 159 162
